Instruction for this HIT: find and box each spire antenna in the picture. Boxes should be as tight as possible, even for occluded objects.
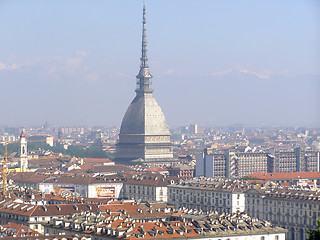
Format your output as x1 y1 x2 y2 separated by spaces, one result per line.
141 3 147 67
136 2 153 95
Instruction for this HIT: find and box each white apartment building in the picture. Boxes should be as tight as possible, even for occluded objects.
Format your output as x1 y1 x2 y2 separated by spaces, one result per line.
0 199 98 234
123 174 175 202
246 184 320 240
168 178 247 214
39 175 124 199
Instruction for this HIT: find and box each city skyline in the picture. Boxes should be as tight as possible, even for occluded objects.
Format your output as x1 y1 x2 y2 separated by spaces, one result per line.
0 0 319 127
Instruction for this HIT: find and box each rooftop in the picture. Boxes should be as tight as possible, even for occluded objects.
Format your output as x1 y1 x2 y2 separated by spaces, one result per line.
249 171 320 180
170 178 251 193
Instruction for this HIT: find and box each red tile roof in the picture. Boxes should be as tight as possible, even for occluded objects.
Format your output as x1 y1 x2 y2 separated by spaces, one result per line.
125 221 199 239
98 201 172 219
0 202 98 217
10 172 48 183
249 171 320 180
0 223 40 237
146 167 167 172
83 158 113 164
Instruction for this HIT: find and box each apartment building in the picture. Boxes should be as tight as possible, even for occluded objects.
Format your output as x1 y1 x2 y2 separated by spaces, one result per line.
123 174 176 202
168 178 248 214
39 175 125 199
0 198 98 234
11 172 125 199
44 206 286 240
267 147 319 173
196 148 268 178
197 147 320 178
245 184 320 240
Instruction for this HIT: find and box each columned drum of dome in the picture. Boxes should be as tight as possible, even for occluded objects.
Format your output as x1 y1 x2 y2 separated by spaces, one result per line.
116 5 173 162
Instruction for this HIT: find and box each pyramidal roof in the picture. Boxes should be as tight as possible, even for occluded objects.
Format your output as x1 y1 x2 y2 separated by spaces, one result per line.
119 4 170 136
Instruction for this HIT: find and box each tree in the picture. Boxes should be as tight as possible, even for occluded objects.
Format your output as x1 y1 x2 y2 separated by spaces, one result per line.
307 218 320 240
0 142 115 160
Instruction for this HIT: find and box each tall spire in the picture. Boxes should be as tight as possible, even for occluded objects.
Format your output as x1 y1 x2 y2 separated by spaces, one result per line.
141 4 147 68
136 3 153 95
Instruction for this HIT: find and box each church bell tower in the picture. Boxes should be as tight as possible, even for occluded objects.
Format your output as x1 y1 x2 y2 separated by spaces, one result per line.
19 129 28 171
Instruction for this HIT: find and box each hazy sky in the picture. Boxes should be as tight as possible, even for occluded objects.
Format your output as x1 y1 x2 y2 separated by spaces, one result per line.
0 0 319 127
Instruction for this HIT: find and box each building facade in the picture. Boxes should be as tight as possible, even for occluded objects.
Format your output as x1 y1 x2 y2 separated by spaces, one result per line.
267 147 320 173
0 199 98 234
44 204 286 240
246 186 320 240
39 175 124 199
196 148 268 178
168 178 247 214
197 147 320 178
123 174 175 202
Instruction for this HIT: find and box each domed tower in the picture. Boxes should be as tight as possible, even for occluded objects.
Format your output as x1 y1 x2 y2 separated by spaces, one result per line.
116 5 173 162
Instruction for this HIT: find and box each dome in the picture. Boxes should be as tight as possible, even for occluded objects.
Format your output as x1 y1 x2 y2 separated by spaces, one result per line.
115 5 173 162
120 94 170 136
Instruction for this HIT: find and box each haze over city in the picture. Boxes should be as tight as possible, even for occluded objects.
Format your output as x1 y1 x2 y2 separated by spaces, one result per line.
1 1 320 240
0 0 319 127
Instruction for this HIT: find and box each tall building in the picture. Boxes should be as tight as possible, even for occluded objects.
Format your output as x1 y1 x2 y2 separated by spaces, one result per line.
267 147 320 173
116 5 173 162
189 123 198 134
19 129 28 171
196 148 268 178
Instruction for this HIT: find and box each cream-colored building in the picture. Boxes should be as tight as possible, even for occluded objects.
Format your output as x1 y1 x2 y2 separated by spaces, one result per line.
0 200 98 234
168 178 247 214
44 209 286 240
123 174 175 202
39 175 124 199
245 185 320 240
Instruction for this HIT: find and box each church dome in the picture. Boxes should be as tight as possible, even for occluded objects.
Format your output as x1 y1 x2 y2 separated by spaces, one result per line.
116 4 173 162
120 94 170 136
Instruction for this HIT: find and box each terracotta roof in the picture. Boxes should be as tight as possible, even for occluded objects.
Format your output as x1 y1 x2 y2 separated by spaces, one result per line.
0 202 98 217
0 233 90 240
98 201 172 219
10 172 48 183
249 171 320 180
28 158 61 168
0 223 39 237
79 164 92 170
125 220 199 239
26 193 54 201
146 166 167 172
82 158 113 164
47 210 286 239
